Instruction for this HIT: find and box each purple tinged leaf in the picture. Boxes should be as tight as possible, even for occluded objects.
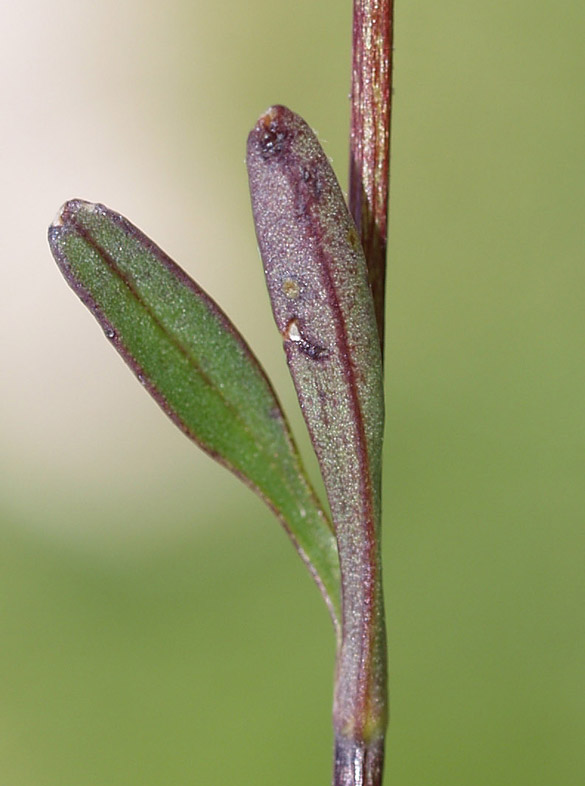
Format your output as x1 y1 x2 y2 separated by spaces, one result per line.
247 107 387 744
48 199 340 629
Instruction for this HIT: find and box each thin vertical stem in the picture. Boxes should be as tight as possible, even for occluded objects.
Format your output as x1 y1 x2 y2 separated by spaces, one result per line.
349 0 394 357
334 737 385 786
332 2 394 785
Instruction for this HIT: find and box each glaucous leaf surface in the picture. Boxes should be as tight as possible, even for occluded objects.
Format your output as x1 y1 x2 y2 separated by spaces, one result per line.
247 107 386 742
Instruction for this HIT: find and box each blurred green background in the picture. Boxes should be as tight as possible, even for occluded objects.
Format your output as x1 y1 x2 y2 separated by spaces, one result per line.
1 0 583 783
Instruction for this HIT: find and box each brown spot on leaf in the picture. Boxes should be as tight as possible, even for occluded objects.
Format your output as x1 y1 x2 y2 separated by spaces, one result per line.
282 278 300 300
347 227 360 252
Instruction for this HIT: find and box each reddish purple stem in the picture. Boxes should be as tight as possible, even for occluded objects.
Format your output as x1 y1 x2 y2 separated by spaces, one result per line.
334 2 394 785
349 0 394 358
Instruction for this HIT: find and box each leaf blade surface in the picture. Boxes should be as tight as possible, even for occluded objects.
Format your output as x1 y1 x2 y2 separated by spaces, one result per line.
247 107 386 740
49 199 340 628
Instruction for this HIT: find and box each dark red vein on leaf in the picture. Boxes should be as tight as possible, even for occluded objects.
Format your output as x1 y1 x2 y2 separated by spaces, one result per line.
55 213 257 441
246 106 383 739
312 196 379 738
50 208 340 625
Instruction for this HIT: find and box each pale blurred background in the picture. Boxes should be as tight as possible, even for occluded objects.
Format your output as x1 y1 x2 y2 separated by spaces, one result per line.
1 0 583 783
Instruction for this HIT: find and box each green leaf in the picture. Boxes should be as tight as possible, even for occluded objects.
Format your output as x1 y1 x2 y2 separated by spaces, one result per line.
247 107 386 740
48 199 340 630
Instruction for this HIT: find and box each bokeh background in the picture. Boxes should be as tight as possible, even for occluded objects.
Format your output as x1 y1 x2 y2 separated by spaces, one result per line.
1 0 583 783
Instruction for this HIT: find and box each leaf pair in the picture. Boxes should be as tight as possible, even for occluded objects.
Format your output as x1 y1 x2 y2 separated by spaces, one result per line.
48 108 383 672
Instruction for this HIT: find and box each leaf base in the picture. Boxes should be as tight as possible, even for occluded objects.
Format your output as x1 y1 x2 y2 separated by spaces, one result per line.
333 735 385 786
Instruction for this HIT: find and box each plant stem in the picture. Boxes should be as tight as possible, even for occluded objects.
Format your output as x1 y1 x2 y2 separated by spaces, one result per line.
348 0 394 357
332 2 394 784
334 737 385 786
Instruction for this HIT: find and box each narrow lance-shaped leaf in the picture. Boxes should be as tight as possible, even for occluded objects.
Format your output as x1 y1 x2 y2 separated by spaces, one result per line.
48 200 340 630
247 107 387 761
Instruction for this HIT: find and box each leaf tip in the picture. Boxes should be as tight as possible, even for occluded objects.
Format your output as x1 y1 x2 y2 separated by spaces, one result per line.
247 104 300 162
49 199 102 233
50 202 68 228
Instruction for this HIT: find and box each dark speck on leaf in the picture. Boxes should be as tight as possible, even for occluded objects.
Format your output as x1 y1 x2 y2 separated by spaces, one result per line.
299 341 329 361
260 125 288 158
284 319 329 361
